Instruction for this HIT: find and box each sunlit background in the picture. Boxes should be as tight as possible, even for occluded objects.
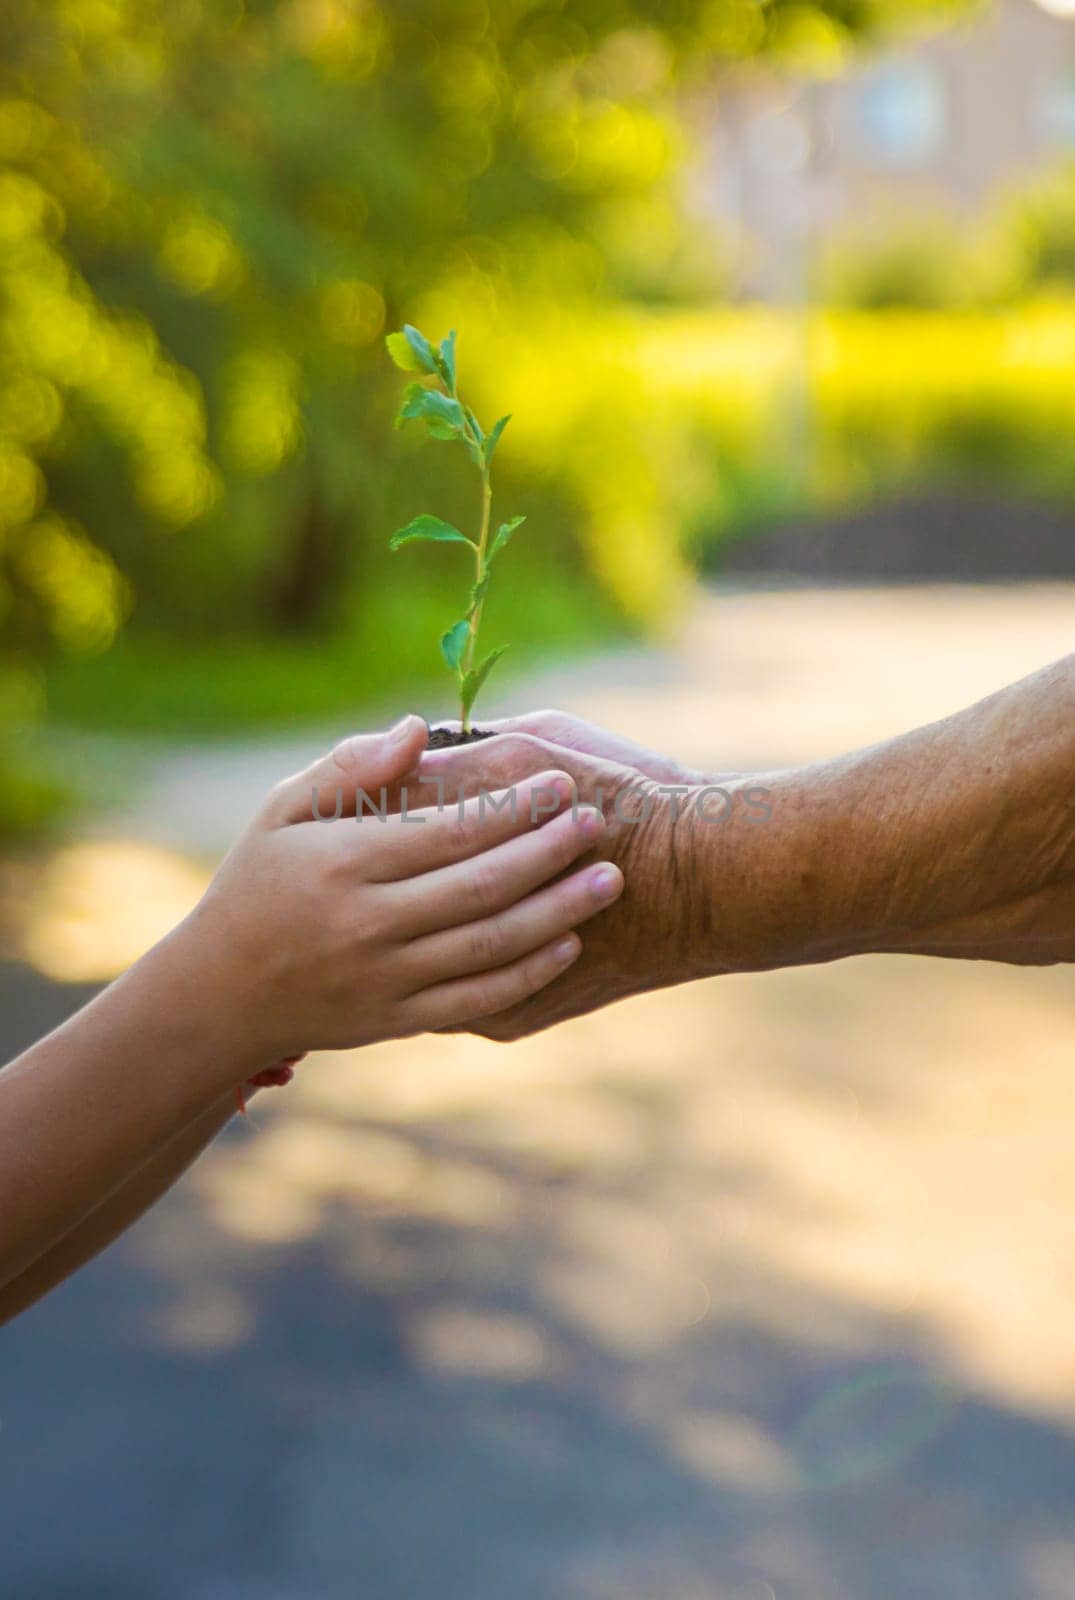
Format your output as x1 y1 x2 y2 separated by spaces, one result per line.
2 2 1075 1596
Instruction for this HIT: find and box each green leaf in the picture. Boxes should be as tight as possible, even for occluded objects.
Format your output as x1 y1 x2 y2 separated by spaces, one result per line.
440 620 470 673
403 324 438 375
460 647 507 721
394 382 424 428
467 571 490 615
438 329 457 390
484 414 511 467
465 407 483 444
385 331 421 372
425 413 464 442
397 383 430 422
425 391 465 435
390 515 475 552
489 515 526 562
396 385 465 438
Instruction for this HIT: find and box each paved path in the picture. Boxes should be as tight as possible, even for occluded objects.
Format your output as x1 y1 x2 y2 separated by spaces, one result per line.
3 583 1075 1599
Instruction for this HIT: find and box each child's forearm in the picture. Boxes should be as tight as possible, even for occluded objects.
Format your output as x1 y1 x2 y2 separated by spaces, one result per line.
0 932 259 1293
0 1088 240 1325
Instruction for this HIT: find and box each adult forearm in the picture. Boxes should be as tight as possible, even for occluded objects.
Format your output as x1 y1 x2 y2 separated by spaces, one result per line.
702 654 1075 971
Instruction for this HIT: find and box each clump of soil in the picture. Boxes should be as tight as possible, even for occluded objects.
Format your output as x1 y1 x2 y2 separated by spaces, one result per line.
426 727 496 750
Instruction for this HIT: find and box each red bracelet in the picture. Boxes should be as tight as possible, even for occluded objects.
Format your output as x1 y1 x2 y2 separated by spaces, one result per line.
234 1054 304 1117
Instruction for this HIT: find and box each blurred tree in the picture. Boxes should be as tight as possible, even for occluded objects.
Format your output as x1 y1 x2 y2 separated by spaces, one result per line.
0 0 973 664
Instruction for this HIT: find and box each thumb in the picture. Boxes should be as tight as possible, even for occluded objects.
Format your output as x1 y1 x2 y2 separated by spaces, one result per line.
262 714 428 826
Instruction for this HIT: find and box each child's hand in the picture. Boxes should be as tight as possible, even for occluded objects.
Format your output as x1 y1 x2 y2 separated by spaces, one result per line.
165 715 622 1062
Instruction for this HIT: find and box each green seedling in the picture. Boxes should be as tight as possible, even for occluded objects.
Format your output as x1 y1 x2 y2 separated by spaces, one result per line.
386 323 525 733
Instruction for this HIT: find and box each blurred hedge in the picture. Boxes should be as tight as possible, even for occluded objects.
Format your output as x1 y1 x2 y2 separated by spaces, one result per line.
819 160 1075 311
432 289 1075 602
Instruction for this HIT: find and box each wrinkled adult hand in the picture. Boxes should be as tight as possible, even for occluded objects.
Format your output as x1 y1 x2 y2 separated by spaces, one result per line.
472 709 716 787
401 654 1075 1038
399 727 776 1040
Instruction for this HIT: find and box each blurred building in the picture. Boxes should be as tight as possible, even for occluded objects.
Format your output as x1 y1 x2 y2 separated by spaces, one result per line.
705 0 1075 299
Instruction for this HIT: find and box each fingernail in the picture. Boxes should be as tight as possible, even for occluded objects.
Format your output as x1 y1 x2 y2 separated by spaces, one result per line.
589 864 621 900
387 713 423 745
578 808 603 839
553 935 580 964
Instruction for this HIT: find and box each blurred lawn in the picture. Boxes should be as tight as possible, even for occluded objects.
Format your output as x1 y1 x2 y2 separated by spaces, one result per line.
41 562 621 734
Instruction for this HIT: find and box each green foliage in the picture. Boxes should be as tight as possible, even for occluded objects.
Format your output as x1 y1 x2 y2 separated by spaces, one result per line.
0 0 971 660
385 328 437 376
439 293 1075 621
396 385 468 441
490 516 527 561
461 648 508 723
819 219 996 310
42 567 621 734
385 332 423 373
820 162 1075 312
0 0 980 794
484 416 512 468
0 752 67 842
390 515 474 551
1012 162 1075 290
30 285 1075 747
439 331 458 391
389 325 525 730
440 620 471 673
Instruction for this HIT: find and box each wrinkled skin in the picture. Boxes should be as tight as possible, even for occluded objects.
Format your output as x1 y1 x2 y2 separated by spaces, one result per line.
399 667 1075 1039
394 715 779 1040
